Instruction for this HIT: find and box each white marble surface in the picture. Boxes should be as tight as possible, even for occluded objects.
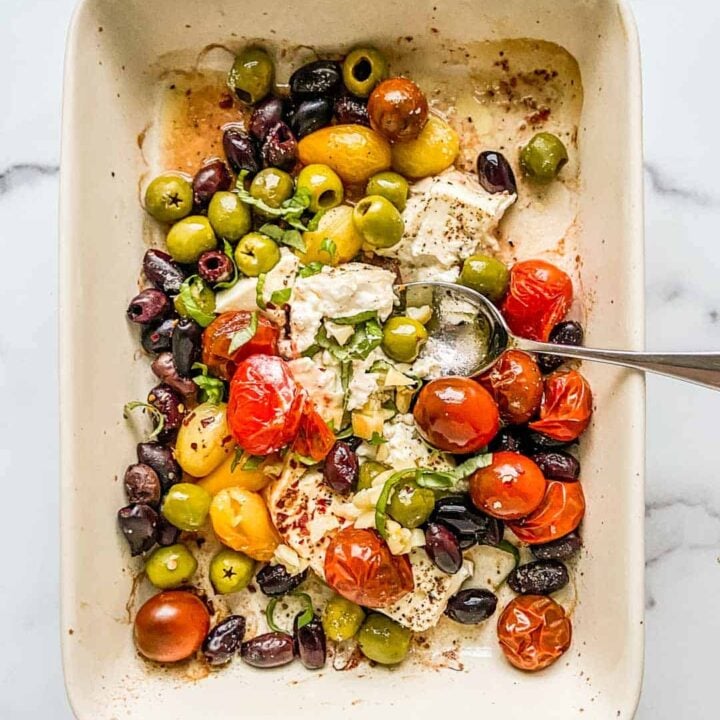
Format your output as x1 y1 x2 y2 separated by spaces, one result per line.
1 0 718 717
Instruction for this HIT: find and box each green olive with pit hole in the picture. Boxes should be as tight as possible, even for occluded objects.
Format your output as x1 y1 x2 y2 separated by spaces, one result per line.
145 544 198 589
357 613 411 665
234 232 281 277
382 316 428 362
459 254 510 303
519 132 569 182
166 215 217 264
296 164 344 213
365 171 409 211
342 47 388 98
388 480 436 529
207 191 252 242
322 594 365 642
144 174 194 223
352 195 404 248
249 168 294 216
227 47 274 105
209 549 256 594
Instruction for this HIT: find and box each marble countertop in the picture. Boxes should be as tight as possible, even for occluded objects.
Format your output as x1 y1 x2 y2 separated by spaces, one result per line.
1 0 718 717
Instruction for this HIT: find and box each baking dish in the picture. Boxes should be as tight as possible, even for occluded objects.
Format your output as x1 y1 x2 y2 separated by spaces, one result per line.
60 0 645 717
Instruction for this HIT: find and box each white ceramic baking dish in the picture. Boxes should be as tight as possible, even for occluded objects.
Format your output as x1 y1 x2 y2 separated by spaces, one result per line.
60 0 645 717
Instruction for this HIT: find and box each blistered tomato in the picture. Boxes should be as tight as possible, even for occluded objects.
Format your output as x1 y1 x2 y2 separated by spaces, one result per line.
529 369 593 442
293 407 335 462
480 350 543 425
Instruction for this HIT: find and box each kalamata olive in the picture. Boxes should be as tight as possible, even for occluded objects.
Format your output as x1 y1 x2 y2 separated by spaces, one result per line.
223 126 261 175
289 60 343 100
126 289 171 325
203 615 246 666
531 451 580 482
117 504 157 555
425 523 463 574
445 588 498 624
141 318 177 354
537 321 585 374
530 532 582 561
256 565 307 597
241 632 295 668
522 429 575 453
333 94 370 126
250 96 287 141
294 616 326 670
507 559 569 595
155 515 181 546
171 318 202 378
323 441 359 495
476 151 517 195
143 249 186 295
430 495 504 548
147 384 185 438
197 250 234 286
124 463 162 506
137 442 182 492
151 353 197 397
192 159 232 209
489 426 526 454
261 122 298 171
290 98 333 139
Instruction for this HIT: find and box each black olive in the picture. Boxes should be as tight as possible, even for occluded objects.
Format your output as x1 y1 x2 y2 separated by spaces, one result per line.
530 532 582 561
151 353 197 397
431 495 504 548
136 442 182 492
531 451 580 482
126 289 171 325
143 249 186 295
289 60 343 100
333 94 370 126
507 559 569 595
241 632 295 668
124 463 161 506
489 426 527 454
290 98 333 138
192 159 231 209
293 616 326 670
261 122 298 170
223 126 261 175
141 318 177 354
171 318 202 378
203 615 247 666
323 441 359 495
537 321 585 374
256 565 307 597
425 523 463 574
250 96 287 141
117 504 157 556
445 588 498 624
476 151 517 194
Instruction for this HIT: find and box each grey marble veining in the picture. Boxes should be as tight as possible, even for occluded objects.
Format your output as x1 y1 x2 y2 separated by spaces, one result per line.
1 0 719 718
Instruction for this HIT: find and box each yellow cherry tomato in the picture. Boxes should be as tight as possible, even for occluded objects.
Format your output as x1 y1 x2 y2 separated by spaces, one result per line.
174 402 235 478
297 205 364 266
197 452 272 495
391 115 460 179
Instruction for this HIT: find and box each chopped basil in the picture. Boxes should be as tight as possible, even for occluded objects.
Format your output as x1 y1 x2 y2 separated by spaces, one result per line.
270 287 292 306
298 262 323 278
319 237 336 261
307 209 326 231
258 223 285 242
177 275 216 327
415 470 456 490
123 401 165 441
294 453 319 466
265 591 314 635
332 310 378 325
231 448 264 472
214 240 240 290
375 468 418 538
314 317 383 362
451 452 493 480
280 229 306 252
367 431 387 446
368 359 393 374
191 362 225 404
228 311 258 354
255 274 267 310
235 173 310 230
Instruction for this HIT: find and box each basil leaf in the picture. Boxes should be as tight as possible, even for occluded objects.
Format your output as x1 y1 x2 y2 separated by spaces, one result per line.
255 274 267 310
298 262 323 278
452 452 493 480
302 343 321 358
294 453 319 466
265 598 284 633
177 275 216 327
334 425 354 440
369 359 393 374
228 311 258 354
280 229 306 252
307 209 326 231
341 360 353 411
191 362 225 404
123 401 165 441
270 287 292 306
234 176 309 230
258 223 285 242
214 240 240 290
416 470 456 490
242 455 264 470
345 318 382 360
375 468 419 539
319 237 336 261
291 591 315 630
332 310 378 325
367 431 387 447
230 447 246 473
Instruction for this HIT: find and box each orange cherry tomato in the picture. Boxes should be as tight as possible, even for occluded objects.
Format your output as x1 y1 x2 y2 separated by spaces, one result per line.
227 355 305 455
368 77 429 142
469 451 547 520
134 591 210 662
529 369 593 442
202 311 279 381
293 406 335 462
501 260 573 341
497 595 572 671
413 377 500 454
324 527 414 608
480 350 543 425
507 480 585 544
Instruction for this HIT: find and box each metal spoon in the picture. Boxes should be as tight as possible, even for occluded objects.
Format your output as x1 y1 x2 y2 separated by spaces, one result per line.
399 281 720 390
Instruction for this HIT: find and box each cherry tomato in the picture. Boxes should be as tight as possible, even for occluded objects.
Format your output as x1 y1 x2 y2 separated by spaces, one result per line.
413 378 500 453
480 350 543 425
324 527 414 608
529 369 593 442
507 480 585 544
202 311 279 381
469 451 547 520
368 77 429 142
134 591 210 662
501 260 573 341
227 355 305 455
294 406 335 462
497 595 572 671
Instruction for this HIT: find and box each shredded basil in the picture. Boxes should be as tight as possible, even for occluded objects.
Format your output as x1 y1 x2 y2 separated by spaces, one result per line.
231 448 264 472
234 172 311 230
368 359 393 374
214 240 240 290
307 209 326 231
298 262 323 278
375 468 418 538
280 229 306 252
270 287 292 306
123 401 165 441
255 274 267 310
265 591 314 634
367 431 387 447
228 311 258 354
177 275 216 327
294 453 319 466
258 224 285 242
451 452 493 480
334 425 354 440
191 362 225 404
319 237 336 261
332 310 378 326
415 470 456 490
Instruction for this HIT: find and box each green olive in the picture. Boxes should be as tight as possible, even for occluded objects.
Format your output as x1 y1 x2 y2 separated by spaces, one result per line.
144 174 193 223
519 132 569 182
161 482 212 531
234 232 281 277
365 171 409 211
342 47 388 98
249 168 294 215
174 277 216 318
145 544 197 589
357 461 389 491
227 47 274 105
322 594 366 642
209 549 256 594
357 614 411 665
388 480 435 529
382 316 428 362
352 195 404 248
207 191 252 242
166 215 217 264
459 254 509 303
296 164 344 213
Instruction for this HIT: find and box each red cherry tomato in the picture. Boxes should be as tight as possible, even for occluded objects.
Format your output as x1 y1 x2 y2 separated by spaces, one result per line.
507 480 585 544
469 451 547 520
202 311 279 381
413 378 500 453
294 407 336 462
134 591 210 662
501 260 573 341
324 527 414 608
497 595 572 671
529 369 593 442
480 350 543 425
228 355 306 455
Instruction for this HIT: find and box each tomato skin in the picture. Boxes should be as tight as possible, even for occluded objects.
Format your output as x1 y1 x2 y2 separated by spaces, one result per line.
469 451 547 520
501 260 573 341
480 350 543 425
134 591 210 662
294 407 335 462
497 595 572 671
202 311 279 381
324 527 414 608
529 369 593 442
413 378 500 453
507 480 585 544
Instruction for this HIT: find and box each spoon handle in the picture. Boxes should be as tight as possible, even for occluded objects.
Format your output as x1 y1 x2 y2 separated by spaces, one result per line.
513 338 720 391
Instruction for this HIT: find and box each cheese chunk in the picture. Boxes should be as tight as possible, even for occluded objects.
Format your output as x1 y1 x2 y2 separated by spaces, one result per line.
287 356 344 429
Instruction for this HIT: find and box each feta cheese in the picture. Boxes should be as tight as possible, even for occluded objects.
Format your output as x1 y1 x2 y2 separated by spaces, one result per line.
347 347 386 411
272 544 310 576
324 320 355 346
287 356 344 429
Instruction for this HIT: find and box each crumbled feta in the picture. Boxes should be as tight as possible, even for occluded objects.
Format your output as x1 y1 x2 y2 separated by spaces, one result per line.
324 320 355 346
347 347 386 411
287 356 344 429
386 521 426 556
272 543 310 576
